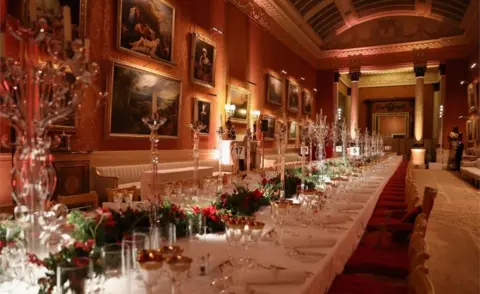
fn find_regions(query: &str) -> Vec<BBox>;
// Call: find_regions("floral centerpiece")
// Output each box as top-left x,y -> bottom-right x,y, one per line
216,186 -> 269,216
38,240 -> 101,294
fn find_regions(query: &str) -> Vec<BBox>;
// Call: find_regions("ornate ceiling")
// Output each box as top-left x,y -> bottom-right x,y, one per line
233,0 -> 479,68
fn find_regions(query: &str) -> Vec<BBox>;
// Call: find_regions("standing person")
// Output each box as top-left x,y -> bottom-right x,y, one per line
448,126 -> 460,170
455,133 -> 464,171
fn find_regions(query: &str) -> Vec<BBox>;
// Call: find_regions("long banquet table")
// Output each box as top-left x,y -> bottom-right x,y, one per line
106,156 -> 403,294
1,156 -> 402,293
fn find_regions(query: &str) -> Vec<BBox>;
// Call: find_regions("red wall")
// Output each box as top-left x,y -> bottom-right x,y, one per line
68,0 -> 317,151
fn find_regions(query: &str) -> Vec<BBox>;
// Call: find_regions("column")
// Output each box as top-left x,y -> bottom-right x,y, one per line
439,64 -> 446,146
414,66 -> 426,143
346,87 -> 351,127
432,82 -> 441,143
333,72 -> 339,121
349,71 -> 361,139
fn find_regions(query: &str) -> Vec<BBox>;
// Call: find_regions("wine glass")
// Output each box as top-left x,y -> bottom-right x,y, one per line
121,233 -> 148,283
167,255 -> 193,294
137,249 -> 165,294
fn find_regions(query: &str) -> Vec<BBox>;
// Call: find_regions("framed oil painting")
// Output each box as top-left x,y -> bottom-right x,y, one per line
287,80 -> 300,113
10,0 -> 87,39
193,97 -> 211,135
106,61 -> 181,138
117,0 -> 175,63
263,115 -> 276,140
190,33 -> 216,88
303,91 -> 313,115
227,84 -> 251,124
468,82 -> 478,114
266,74 -> 282,106
288,121 -> 297,141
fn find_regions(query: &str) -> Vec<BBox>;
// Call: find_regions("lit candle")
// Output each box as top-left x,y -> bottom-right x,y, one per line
84,38 -> 90,62
0,32 -> 4,58
63,6 -> 72,41
29,0 -> 37,22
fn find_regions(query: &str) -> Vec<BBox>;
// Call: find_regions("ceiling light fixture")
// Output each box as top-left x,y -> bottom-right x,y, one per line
281,70 -> 287,75
300,77 -> 305,81
313,88 -> 318,92
471,63 -> 477,69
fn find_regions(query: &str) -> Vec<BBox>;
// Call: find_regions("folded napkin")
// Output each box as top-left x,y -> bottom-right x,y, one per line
335,203 -> 363,211
283,236 -> 336,248
244,269 -> 308,285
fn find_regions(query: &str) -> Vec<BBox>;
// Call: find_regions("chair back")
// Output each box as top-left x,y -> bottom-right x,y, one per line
409,265 -> 435,294
58,191 -> 99,211
422,187 -> 437,218
407,184 -> 420,210
408,232 -> 429,270
413,213 -> 428,236
106,186 -> 140,202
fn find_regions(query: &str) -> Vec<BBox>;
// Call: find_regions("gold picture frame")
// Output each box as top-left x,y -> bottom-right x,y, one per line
193,97 -> 211,136
263,115 -> 276,141
266,74 -> 283,106
117,0 -> 176,65
105,59 -> 182,139
288,121 -> 297,141
227,84 -> 251,124
287,80 -> 300,113
190,33 -> 216,88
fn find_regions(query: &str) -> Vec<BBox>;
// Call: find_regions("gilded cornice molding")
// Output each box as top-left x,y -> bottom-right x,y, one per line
228,0 -> 271,30
317,35 -> 469,59
358,71 -> 439,88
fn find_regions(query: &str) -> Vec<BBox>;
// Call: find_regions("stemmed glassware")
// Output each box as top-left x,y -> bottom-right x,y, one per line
164,182 -> 174,202
166,255 -> 193,294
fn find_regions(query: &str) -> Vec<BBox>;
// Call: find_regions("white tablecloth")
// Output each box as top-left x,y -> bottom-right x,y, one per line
140,166 -> 213,199
0,157 -> 402,294
105,156 -> 403,294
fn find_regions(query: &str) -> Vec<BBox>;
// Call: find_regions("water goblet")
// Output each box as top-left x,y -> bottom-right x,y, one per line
122,232 -> 148,282
166,255 -> 193,294
137,249 -> 165,294
56,257 -> 93,294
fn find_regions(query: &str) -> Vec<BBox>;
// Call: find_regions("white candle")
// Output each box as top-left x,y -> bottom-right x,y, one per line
84,38 -> 90,62
63,6 -> 72,41
0,33 -> 4,58
29,0 -> 37,21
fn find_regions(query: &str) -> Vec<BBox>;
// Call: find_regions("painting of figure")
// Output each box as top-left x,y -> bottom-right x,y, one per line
191,33 -> 216,88
107,62 -> 181,138
118,0 -> 175,63
468,82 -> 478,114
303,91 -> 312,115
263,115 -> 276,140
287,80 -> 299,113
227,85 -> 251,124
266,74 -> 282,106
193,98 -> 211,135
289,121 -> 297,141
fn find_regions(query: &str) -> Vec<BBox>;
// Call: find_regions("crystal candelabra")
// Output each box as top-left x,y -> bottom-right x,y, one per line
275,114 -> 288,199
215,124 -> 229,193
0,15 -> 105,258
300,120 -> 310,192
363,128 -> 370,158
340,119 -> 348,162
189,121 -> 206,200
331,118 -> 339,158
313,110 -> 328,170
142,113 -> 167,226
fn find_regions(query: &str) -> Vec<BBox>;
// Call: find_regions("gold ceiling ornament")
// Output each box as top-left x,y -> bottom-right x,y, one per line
228,0 -> 271,31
